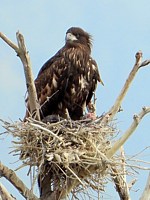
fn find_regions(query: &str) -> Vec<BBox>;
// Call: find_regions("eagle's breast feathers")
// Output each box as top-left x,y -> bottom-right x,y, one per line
25,27 -> 103,121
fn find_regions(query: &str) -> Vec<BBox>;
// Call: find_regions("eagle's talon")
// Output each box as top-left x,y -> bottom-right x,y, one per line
83,112 -> 97,120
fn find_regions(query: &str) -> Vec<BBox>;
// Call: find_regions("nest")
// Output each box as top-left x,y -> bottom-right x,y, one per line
2,116 -> 120,198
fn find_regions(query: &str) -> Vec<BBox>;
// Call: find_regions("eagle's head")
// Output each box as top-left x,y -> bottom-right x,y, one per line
65,27 -> 92,53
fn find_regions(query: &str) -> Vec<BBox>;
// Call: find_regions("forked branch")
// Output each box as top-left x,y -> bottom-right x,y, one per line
106,107 -> 150,158
102,51 -> 150,124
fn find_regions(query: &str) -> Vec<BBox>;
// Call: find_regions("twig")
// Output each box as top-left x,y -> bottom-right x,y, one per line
126,146 -> 150,161
128,179 -> 137,190
106,107 -> 150,158
66,167 -> 85,186
29,122 -> 63,142
126,165 -> 150,171
0,162 -> 39,200
0,32 -> 19,52
112,162 -> 150,171
139,59 -> 150,68
127,159 -> 150,165
0,183 -> 15,200
101,51 -> 150,124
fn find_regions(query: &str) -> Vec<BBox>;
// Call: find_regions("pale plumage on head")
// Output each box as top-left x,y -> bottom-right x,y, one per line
65,27 -> 92,51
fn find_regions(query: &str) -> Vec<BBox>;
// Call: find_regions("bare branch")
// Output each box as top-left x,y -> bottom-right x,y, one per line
139,59 -> 150,68
111,167 -> 131,200
106,107 -> 150,158
0,183 -> 15,200
128,179 -> 137,190
0,32 -> 19,52
0,31 -> 40,120
16,32 -> 40,120
111,147 -> 131,200
0,162 -> 39,200
120,146 -> 130,197
29,122 -> 63,142
101,51 -> 150,124
140,172 -> 150,200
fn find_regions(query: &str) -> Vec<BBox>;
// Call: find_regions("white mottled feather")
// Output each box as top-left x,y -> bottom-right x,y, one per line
79,75 -> 88,89
71,87 -> 76,95
52,77 -> 57,88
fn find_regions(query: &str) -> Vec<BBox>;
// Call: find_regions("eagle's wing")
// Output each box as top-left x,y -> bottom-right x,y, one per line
91,59 -> 104,86
37,48 -> 63,76
31,48 -> 71,118
86,58 -> 104,106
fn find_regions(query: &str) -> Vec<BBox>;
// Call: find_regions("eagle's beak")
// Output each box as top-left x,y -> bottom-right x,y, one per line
65,33 -> 77,42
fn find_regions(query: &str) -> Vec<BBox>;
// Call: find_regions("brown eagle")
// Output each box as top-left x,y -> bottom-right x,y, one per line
25,27 -> 103,121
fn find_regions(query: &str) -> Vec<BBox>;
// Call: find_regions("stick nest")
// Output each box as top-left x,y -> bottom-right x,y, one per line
2,116 -> 117,196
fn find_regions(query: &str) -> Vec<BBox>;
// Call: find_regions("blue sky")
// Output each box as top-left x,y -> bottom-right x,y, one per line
0,1 -> 150,199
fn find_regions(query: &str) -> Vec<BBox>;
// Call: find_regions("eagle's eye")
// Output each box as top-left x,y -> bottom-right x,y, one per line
76,33 -> 80,39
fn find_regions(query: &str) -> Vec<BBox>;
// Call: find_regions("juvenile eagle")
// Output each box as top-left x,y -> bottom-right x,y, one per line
25,27 -> 103,120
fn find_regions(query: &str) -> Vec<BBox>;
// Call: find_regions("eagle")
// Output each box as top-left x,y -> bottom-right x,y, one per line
25,27 -> 103,121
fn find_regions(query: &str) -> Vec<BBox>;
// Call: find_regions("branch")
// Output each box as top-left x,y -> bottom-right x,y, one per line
16,32 -> 40,120
0,183 -> 15,200
29,123 -> 63,142
111,168 -> 131,200
0,162 -> 39,200
101,51 -> 150,124
128,179 -> 137,190
111,147 -> 131,200
139,59 -> 150,68
0,32 -> 19,52
106,107 -> 150,158
140,172 -> 150,200
0,31 -> 40,120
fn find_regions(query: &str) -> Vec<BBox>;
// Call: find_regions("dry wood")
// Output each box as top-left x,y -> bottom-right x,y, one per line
0,162 -> 39,200
111,147 -> 131,200
106,107 -> 150,158
111,168 -> 131,200
101,51 -> 149,124
0,31 -> 40,120
0,183 -> 15,200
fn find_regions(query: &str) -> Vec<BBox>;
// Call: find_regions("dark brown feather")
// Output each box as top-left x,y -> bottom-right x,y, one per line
25,27 -> 103,120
